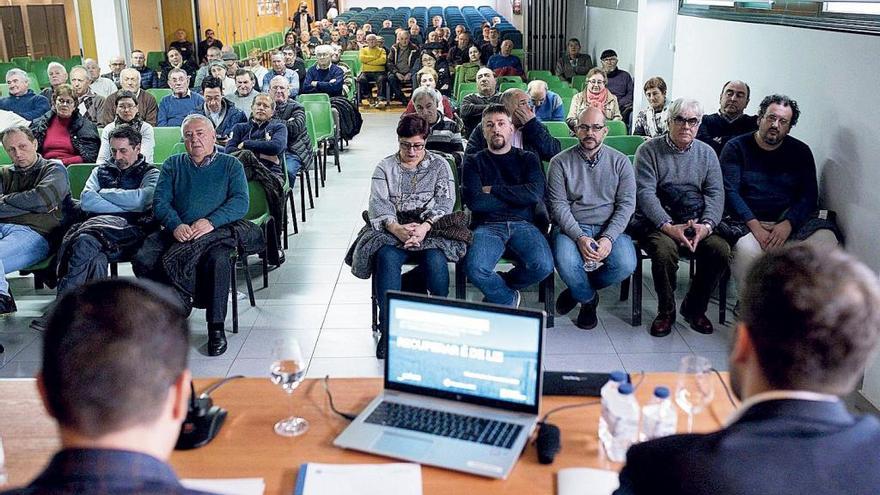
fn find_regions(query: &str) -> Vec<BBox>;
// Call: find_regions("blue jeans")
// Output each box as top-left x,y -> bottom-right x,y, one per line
0,223 -> 50,295
374,245 -> 450,313
465,221 -> 554,306
284,154 -> 303,187
553,225 -> 637,304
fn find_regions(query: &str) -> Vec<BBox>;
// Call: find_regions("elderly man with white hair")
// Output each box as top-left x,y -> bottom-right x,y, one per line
409,86 -> 464,157
82,59 -> 119,97
0,69 -> 50,121
302,44 -> 345,97
40,62 -> 69,102
68,66 -> 105,125
99,68 -> 159,126
101,55 -> 127,88
527,79 -> 564,122
631,98 -> 729,338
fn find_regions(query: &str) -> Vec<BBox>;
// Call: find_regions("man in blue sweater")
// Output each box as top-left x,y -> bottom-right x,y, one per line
133,114 -> 249,356
225,93 -> 288,177
301,44 -> 345,97
0,69 -> 51,121
463,104 -> 554,307
157,68 -> 204,127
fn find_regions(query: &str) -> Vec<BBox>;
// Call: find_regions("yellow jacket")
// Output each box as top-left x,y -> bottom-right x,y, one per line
359,47 -> 387,73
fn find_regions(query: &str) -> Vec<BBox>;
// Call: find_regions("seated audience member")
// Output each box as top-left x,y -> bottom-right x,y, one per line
4,279 -> 214,495
282,46 -> 307,88
697,80 -> 758,156
480,28 -> 501,64
302,44 -> 345,97
1,69 -> 51,121
170,29 -> 197,65
568,68 -> 622,129
134,114 -> 249,356
357,34 -> 387,107
467,88 -> 561,162
299,32 -> 315,57
487,40 -> 524,77
199,28 -> 224,63
196,76 -> 246,145
527,80 -> 565,122
458,46 -> 484,85
447,32 -> 475,69
460,67 -> 501,137
228,69 -> 259,117
30,84 -> 100,165
97,91 -> 155,163
41,62 -> 69,102
130,49 -> 157,89
386,31 -> 418,106
463,104 -> 553,307
409,86 -> 464,156
100,68 -> 159,126
68,66 -> 105,125
614,243 -> 880,495
225,94 -> 287,176
431,15 -> 443,30
381,19 -> 393,30
245,48 -> 269,91
329,46 -> 356,99
157,69 -> 204,127
405,68 -> 454,118
480,23 -> 491,44
100,56 -> 125,89
352,29 -> 367,50
222,51 -> 240,76
600,50 -> 634,116
207,61 -> 236,96
0,126 -> 69,314
632,76 -> 669,138
270,76 -> 313,187
548,107 -> 636,329
555,38 -> 593,82
359,114 -> 460,358
632,98 -> 728,337
0,109 -> 29,132
83,59 -> 119,98
721,94 -> 839,298
263,52 -> 300,98
411,50 -> 452,97
409,24 -> 423,47
158,48 -> 197,89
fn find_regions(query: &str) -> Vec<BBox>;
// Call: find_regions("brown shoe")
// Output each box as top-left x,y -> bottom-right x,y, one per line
680,300 -> 715,334
650,311 -> 676,337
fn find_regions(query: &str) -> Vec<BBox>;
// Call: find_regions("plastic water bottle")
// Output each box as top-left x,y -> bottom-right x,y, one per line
602,382 -> 640,462
582,241 -> 603,272
640,386 -> 678,441
598,371 -> 627,447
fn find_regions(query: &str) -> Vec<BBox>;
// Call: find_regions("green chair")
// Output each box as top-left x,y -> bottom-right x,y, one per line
19,255 -> 55,289
302,100 -> 339,180
627,155 -> 635,164
244,180 -> 273,290
152,127 -> 183,163
146,88 -> 172,102
0,63 -> 15,78
528,70 -> 553,82
11,57 -> 31,71
66,164 -> 96,200
558,137 -> 579,150
0,146 -> 11,165
553,87 -> 577,98
146,51 -> 165,72
497,75 -> 522,84
562,96 -> 573,116
457,82 -> 477,101
0,84 -> 8,98
30,61 -> 50,89
27,73 -> 41,93
606,120 -> 628,137
604,135 -> 645,155
297,93 -> 330,103
543,121 -> 571,138
499,82 -> 527,92
170,142 -> 187,157
571,75 -> 587,91
304,112 -> 323,197
279,158 -> 299,244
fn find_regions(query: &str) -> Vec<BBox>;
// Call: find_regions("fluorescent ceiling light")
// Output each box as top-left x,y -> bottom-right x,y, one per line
824,2 -> 880,15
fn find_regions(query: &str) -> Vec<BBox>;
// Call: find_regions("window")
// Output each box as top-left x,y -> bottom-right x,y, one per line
682,0 -> 735,6
680,0 -> 880,35
824,2 -> 880,15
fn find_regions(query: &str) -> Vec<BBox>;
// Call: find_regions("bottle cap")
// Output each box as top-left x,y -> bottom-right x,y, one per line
609,371 -> 626,383
618,383 -> 634,395
653,386 -> 670,399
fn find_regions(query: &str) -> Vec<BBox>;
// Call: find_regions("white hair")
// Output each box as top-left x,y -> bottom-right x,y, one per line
181,113 -> 215,135
5,68 -> 28,81
47,62 -> 67,74
527,80 -> 547,93
315,44 -> 333,56
666,98 -> 703,126
411,86 -> 440,106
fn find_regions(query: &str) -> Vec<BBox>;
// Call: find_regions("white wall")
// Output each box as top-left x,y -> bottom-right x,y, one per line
632,0 -> 677,112
91,0 -> 128,71
585,7 -> 638,74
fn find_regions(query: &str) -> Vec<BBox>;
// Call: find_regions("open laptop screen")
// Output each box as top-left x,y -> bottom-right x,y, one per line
384,292 -> 543,414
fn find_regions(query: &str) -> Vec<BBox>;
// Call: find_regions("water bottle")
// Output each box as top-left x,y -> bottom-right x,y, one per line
598,371 -> 627,447
583,241 -> 603,272
602,382 -> 640,462
640,386 -> 678,441
0,436 -> 7,486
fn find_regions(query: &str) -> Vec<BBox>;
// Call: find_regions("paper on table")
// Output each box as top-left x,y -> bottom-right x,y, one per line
181,477 -> 265,495
295,463 -> 422,495
557,467 -> 619,495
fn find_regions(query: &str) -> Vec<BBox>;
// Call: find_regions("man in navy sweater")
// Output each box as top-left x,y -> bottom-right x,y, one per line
225,93 -> 288,177
697,80 -> 758,156
462,104 -> 554,307
157,68 -> 204,127
301,44 -> 344,97
0,69 -> 51,121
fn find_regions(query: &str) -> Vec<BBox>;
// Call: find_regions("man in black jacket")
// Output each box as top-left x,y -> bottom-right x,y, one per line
269,77 -> 313,187
615,244 -> 880,495
466,88 -> 561,162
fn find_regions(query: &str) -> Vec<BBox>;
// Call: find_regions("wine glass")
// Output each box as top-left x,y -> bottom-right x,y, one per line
674,355 -> 715,432
269,339 -> 309,437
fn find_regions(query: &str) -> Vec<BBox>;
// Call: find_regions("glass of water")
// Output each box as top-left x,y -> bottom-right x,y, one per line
270,339 -> 309,437
674,355 -> 715,432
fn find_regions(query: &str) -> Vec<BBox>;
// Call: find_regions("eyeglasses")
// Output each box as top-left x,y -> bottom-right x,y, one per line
55,99 -> 76,106
673,116 -> 700,128
116,103 -> 137,110
764,114 -> 790,127
398,141 -> 426,151
110,62 -> 126,67
575,124 -> 605,132
587,79 -> 605,86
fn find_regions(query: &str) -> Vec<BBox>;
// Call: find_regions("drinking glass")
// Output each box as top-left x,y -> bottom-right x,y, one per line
269,339 -> 309,436
674,355 -> 715,432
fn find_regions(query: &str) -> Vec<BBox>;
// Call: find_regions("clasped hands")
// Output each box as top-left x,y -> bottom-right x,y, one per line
748,219 -> 791,250
578,236 -> 612,263
661,219 -> 710,252
389,221 -> 432,250
173,218 -> 214,242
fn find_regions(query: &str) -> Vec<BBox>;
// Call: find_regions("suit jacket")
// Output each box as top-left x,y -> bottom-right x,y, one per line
614,399 -> 880,495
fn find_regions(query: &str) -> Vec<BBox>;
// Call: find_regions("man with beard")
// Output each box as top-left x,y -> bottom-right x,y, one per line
547,107 -> 636,329
697,80 -> 758,156
461,104 -> 553,307
614,244 -> 880,495
459,67 -> 501,137
466,88 -> 560,162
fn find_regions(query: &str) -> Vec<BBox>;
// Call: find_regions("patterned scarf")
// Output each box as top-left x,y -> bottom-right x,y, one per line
586,88 -> 609,110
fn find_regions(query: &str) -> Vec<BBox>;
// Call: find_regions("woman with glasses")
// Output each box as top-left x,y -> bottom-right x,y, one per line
566,68 -> 622,131
29,84 -> 100,165
97,91 -> 155,163
633,76 -> 669,137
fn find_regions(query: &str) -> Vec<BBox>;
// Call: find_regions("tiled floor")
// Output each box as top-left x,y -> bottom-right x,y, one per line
0,111 -> 734,381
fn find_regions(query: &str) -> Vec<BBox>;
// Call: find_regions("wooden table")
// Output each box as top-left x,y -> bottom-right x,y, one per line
0,373 -> 736,494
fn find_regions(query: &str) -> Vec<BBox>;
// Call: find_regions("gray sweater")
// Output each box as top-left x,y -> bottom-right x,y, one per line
634,136 -> 724,229
368,151 -> 455,231
547,144 -> 635,242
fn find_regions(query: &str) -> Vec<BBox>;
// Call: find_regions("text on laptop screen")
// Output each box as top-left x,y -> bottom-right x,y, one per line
386,297 -> 541,407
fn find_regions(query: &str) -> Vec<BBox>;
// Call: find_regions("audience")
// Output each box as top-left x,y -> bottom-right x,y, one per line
225,94 -> 287,177
615,243 -> 880,495
228,69 -> 260,117
130,50 -> 158,89
462,104 -> 553,307
404,68 -> 454,118
41,62 -> 69,102
100,68 -> 159,127
30,84 -> 100,165
97,90 -> 155,164
632,98 -> 729,337
198,29 -> 224,63
460,67 -> 501,137
547,107 -> 637,329
207,61 -> 236,95
527,80 -> 565,122
457,46 -> 483,85
600,49 -> 634,117
409,86 -> 464,157
554,38 -> 593,82
358,34 -> 388,107
83,59 -> 118,97
697,80 -> 758,156
487,40 -> 523,77
196,76 -> 247,145
158,48 -> 197,88
567,68 -> 622,129
194,46 -> 223,88
1,69 -> 51,121
101,56 -> 125,89
467,88 -> 561,162
68,66 -> 104,125
157,68 -> 204,127
0,126 -> 69,314
480,27 -> 501,64
169,29 -> 197,65
411,50 -> 452,97
302,45 -> 344,97
263,52 -> 299,98
386,31 -> 418,106
632,76 -> 669,138
270,76 -> 313,187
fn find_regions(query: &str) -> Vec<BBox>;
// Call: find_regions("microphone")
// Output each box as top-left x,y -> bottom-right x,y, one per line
536,422 -> 561,464
175,376 -> 242,450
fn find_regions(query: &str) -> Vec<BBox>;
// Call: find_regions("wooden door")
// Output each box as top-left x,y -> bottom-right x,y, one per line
129,0 -> 164,54
0,6 -> 29,58
27,5 -> 70,58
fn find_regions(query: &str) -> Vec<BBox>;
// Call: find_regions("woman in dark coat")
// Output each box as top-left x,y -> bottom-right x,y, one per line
29,84 -> 100,165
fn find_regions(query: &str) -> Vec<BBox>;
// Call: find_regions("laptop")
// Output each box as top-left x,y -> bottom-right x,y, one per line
334,291 -> 545,479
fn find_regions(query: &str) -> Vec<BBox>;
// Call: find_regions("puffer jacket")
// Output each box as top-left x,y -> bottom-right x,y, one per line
29,109 -> 100,164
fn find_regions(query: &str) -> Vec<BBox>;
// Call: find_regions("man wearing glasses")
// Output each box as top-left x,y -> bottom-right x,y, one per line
631,98 -> 729,338
102,56 -> 127,89
547,107 -> 636,329
599,49 -> 633,118
527,80 -> 564,122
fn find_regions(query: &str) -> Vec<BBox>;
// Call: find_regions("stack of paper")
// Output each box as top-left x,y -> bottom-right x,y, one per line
181,477 -> 265,495
295,463 -> 422,495
557,468 -> 619,495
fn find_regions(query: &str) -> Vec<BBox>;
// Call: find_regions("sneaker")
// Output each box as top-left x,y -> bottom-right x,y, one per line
575,294 -> 599,330
0,293 -> 17,316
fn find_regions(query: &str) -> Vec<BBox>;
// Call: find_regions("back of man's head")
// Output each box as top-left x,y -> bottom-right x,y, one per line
741,244 -> 880,395
41,279 -> 190,438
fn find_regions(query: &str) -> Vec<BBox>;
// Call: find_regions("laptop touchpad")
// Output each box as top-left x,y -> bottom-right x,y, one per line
373,431 -> 434,459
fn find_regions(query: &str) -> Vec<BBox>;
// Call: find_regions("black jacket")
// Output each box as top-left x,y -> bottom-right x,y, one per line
466,117 -> 561,162
29,110 -> 100,164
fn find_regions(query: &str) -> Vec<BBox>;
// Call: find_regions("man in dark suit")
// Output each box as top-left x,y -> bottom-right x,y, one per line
614,243 -> 880,495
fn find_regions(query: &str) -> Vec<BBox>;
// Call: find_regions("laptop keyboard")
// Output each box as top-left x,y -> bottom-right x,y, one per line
364,401 -> 524,449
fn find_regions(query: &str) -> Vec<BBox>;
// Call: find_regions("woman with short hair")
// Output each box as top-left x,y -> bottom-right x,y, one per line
97,91 -> 155,163
566,68 -> 622,130
633,76 -> 669,137
29,84 -> 100,165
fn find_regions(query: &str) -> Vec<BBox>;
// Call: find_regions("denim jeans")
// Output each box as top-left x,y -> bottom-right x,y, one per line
0,223 -> 50,295
284,154 -> 303,188
374,245 -> 450,314
464,221 -> 554,306
552,225 -> 637,304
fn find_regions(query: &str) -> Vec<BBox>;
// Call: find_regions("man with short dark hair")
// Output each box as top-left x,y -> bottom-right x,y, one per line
227,69 -> 259,117
158,68 -> 204,126
282,46 -> 307,88
615,244 -> 880,495
198,29 -> 224,63
1,279 -> 214,495
555,38 -> 593,82
697,80 -> 758,156
467,88 -> 561,162
1,69 -> 51,121
130,50 -> 157,89
600,49 -> 634,115
262,53 -> 299,98
196,76 -> 246,145
447,32 -> 474,68
479,27 -> 501,64
460,67 -> 501,137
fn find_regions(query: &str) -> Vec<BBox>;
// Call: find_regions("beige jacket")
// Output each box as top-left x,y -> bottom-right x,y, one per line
566,91 -> 623,128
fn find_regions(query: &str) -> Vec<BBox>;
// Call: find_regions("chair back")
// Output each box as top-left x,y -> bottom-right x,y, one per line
302,100 -> 335,141
604,135 -> 645,155
0,146 -> 11,165
558,137 -> 579,150
246,180 -> 271,224
606,120 -> 627,137
146,88 -> 172,101
457,82 -> 477,101
297,93 -> 331,103
571,75 -> 586,92
67,163 -> 96,200
499,82 -> 526,92
543,121 -> 571,138
152,127 -> 183,163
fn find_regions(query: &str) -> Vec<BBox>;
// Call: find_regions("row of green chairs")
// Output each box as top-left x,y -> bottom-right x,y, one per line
543,120 -> 629,138
554,135 -> 644,156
